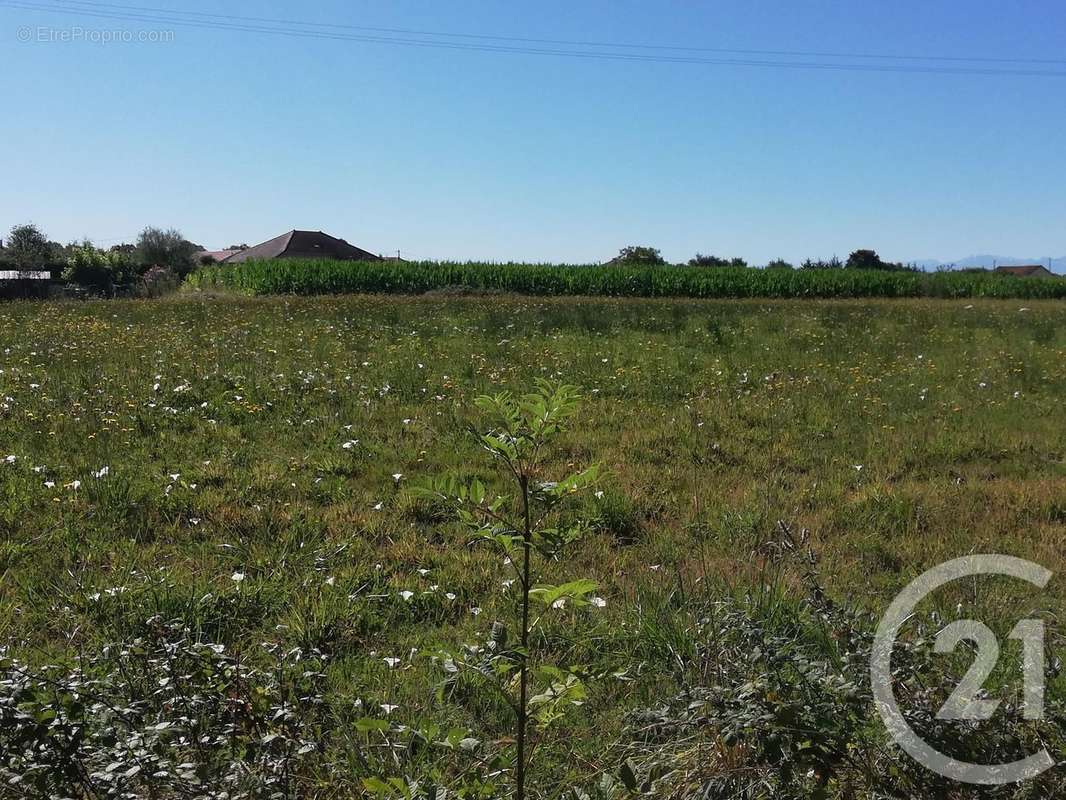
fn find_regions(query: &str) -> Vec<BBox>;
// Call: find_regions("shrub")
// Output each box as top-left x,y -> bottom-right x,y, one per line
138,265 -> 181,297
62,243 -> 137,295
688,254 -> 747,268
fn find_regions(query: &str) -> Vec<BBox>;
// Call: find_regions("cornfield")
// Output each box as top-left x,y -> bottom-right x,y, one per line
188,259 -> 1066,299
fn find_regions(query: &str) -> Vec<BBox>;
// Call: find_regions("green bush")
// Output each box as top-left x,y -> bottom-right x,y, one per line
62,244 -> 136,294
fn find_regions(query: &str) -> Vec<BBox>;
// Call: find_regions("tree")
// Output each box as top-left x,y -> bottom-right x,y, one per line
6,223 -> 52,271
135,227 -> 197,276
689,253 -> 748,268
845,249 -> 915,272
765,259 -> 794,270
845,249 -> 885,271
613,245 -> 665,266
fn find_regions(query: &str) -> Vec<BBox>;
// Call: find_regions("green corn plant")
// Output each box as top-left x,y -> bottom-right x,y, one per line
413,380 -> 600,800
189,258 -> 1066,300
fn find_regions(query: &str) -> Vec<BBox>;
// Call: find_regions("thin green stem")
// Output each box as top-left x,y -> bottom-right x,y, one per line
517,472 -> 532,800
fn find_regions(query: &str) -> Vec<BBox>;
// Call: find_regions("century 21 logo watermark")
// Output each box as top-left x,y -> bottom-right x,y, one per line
871,555 -> 1055,785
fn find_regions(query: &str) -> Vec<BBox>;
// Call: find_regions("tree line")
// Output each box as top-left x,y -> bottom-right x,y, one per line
0,223 -> 203,294
610,245 -> 919,272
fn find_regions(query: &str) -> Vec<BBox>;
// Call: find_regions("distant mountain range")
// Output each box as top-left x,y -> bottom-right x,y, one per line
909,255 -> 1064,274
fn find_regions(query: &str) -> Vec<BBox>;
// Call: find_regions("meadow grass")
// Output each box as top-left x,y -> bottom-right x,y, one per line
0,293 -> 1063,794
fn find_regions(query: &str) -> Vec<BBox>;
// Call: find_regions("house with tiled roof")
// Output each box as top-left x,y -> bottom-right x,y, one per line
220,230 -> 381,264
994,264 -> 1056,278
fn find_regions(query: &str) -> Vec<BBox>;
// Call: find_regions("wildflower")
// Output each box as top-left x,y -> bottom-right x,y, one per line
67,480 -> 81,490
381,704 -> 399,715
231,572 -> 245,583
373,501 -> 383,511
92,466 -> 109,479
471,607 -> 482,616
392,473 -> 403,482
44,481 -> 55,489
383,657 -> 400,668
341,439 -> 359,449
445,592 -> 456,601
399,590 -> 414,601
590,596 -> 607,608
324,576 -> 336,586
4,455 -> 15,464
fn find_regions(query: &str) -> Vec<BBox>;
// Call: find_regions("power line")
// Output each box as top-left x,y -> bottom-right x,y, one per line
5,0 -> 1066,77
30,0 -> 1066,67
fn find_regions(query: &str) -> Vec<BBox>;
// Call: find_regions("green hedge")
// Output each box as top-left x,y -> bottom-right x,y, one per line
188,259 -> 1066,300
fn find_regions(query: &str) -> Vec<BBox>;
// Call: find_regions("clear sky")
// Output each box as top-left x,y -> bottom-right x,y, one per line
2,0 -> 1065,264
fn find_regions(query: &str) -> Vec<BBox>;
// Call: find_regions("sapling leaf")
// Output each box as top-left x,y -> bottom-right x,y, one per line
355,718 -> 390,733
619,760 -> 639,791
528,579 -> 599,608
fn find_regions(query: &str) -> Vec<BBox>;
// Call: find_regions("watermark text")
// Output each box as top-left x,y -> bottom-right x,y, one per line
17,25 -> 175,44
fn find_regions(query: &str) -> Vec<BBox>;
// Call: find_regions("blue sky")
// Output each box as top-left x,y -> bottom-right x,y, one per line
2,1 -> 1065,264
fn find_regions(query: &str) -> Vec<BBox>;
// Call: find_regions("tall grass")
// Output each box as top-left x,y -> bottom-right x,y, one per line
188,258 -> 1066,299
1,295 -> 1064,797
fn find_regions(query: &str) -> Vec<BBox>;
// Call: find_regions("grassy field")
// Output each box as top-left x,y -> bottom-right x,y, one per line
188,258 -> 1066,300
1,294 -> 1064,797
